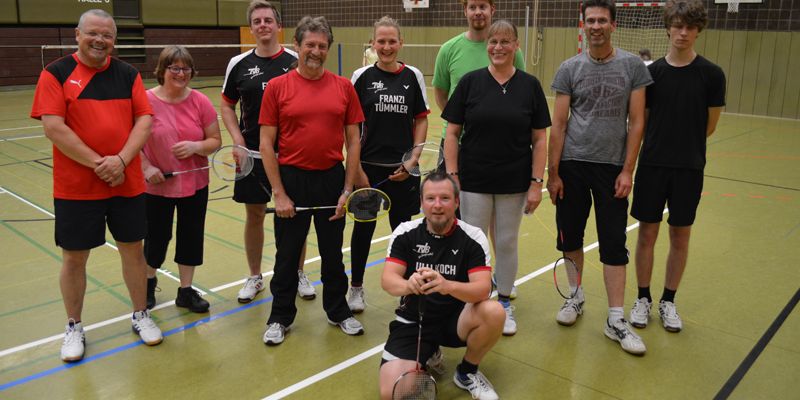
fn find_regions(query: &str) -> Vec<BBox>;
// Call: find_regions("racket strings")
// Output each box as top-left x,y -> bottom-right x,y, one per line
212,146 -> 255,182
346,189 -> 391,221
392,371 -> 437,400
401,143 -> 442,177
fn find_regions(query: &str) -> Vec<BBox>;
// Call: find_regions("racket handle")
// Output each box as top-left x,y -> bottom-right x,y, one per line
264,207 -> 276,214
163,172 -> 174,179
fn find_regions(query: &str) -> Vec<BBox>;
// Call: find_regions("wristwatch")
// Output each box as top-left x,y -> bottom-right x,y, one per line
531,177 -> 544,183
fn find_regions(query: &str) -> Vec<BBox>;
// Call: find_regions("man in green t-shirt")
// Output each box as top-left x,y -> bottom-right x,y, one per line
432,0 -> 525,133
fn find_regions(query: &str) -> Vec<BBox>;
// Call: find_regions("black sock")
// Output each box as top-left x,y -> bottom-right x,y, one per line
661,288 -> 676,303
457,358 -> 478,377
637,286 -> 652,302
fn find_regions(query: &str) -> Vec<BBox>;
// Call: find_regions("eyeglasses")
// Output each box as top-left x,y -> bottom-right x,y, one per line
81,31 -> 114,41
488,39 -> 515,48
167,66 -> 193,74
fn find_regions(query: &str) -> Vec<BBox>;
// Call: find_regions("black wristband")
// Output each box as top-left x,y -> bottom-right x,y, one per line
531,177 -> 544,183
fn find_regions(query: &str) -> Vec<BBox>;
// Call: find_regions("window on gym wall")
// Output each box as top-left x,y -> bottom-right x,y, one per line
114,0 -> 141,19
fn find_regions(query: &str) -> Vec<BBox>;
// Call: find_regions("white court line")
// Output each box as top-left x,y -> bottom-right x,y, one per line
0,126 -> 40,133
259,208 -> 668,399
0,183 -> 393,358
262,344 -> 386,400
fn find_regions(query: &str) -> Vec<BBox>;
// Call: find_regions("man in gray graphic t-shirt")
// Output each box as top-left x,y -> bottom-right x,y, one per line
546,0 -> 652,356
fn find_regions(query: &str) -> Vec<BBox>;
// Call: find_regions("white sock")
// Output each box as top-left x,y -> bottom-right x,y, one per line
608,307 -> 624,323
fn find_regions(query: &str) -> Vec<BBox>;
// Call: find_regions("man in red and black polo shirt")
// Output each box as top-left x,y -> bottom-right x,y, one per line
258,16 -> 365,345
30,9 -> 163,363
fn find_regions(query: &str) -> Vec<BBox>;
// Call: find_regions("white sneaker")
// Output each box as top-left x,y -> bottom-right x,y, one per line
61,319 -> 85,362
629,297 -> 652,328
425,348 -> 446,375
453,370 -> 499,400
347,286 -> 366,313
297,270 -> 316,300
131,310 -> 163,346
263,322 -> 289,345
659,300 -> 683,332
238,275 -> 265,303
502,304 -> 517,336
556,294 -> 584,326
510,285 -> 518,300
328,316 -> 364,336
604,318 -> 646,355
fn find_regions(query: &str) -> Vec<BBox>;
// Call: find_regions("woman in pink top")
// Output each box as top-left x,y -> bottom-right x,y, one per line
141,46 -> 221,313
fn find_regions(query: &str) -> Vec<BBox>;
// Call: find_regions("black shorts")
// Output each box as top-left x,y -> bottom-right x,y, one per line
631,165 -> 703,227
233,161 -> 272,204
381,308 -> 467,367
54,194 -> 147,250
362,163 -> 420,217
557,161 -> 629,266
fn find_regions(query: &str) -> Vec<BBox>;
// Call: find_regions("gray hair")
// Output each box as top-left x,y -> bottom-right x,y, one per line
77,9 -> 117,35
294,16 -> 333,46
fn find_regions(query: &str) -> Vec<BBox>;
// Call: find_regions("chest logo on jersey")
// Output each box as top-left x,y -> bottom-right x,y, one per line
245,66 -> 264,80
451,249 -> 459,255
282,67 -> 289,72
415,242 -> 432,258
369,80 -> 387,93
403,85 -> 410,90
69,79 -> 83,88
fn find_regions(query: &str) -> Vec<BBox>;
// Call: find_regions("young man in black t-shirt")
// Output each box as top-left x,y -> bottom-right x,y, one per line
220,1 -> 315,304
629,0 -> 726,333
378,172 -> 504,400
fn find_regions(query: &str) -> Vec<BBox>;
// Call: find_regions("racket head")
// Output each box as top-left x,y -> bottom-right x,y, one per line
553,256 -> 581,299
345,188 -> 391,222
401,142 -> 442,177
391,370 -> 437,400
211,145 -> 254,182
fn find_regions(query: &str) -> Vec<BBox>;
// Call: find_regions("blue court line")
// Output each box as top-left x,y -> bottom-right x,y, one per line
0,258 -> 386,392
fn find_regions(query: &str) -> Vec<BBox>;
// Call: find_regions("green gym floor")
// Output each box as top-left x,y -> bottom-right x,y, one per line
0,77 -> 798,399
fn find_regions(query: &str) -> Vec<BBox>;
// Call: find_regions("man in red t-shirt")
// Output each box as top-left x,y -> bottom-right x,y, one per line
258,16 -> 366,345
30,9 -> 163,363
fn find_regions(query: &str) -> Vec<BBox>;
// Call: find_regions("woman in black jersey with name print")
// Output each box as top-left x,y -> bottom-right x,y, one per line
348,16 -> 430,313
442,19 -> 551,337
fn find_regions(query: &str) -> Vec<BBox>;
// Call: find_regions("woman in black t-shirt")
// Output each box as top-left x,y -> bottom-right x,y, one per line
442,20 -> 551,336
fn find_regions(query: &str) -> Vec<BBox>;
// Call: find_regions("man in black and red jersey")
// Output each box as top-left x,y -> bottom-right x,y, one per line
30,9 -> 163,363
378,171 -> 505,400
258,16 -> 365,345
220,0 -> 317,304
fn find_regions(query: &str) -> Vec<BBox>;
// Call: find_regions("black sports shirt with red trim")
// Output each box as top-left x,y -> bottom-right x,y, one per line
386,218 -> 491,322
221,47 -> 297,151
351,63 -> 430,165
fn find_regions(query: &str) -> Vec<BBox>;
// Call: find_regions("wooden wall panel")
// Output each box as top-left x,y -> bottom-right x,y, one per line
783,33 -> 800,119
767,33 -> 791,118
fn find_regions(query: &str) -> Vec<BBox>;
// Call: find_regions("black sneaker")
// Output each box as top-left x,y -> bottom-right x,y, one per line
175,287 -> 210,313
146,277 -> 158,310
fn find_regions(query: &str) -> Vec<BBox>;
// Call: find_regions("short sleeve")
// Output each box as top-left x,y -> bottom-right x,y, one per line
631,57 -> 653,90
530,77 -> 552,130
258,80 -> 279,127
196,92 -> 219,127
432,42 -> 451,92
440,73 -> 469,125
221,59 -> 240,104
551,62 -> 573,96
409,66 -> 430,118
344,80 -> 365,125
708,65 -> 726,107
387,228 -> 411,263
131,74 -> 153,117
30,70 -> 65,119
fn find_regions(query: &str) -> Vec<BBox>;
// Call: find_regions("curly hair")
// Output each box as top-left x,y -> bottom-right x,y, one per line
663,0 -> 708,32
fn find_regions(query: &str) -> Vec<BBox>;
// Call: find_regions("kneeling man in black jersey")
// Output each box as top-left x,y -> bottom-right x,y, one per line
379,171 -> 504,400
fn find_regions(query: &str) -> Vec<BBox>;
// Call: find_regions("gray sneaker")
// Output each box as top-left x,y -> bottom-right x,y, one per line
502,304 -> 517,336
629,298 -> 652,328
658,300 -> 683,332
328,316 -> 364,336
556,296 -> 584,326
347,286 -> 366,313
263,322 -> 289,345
297,270 -> 316,300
